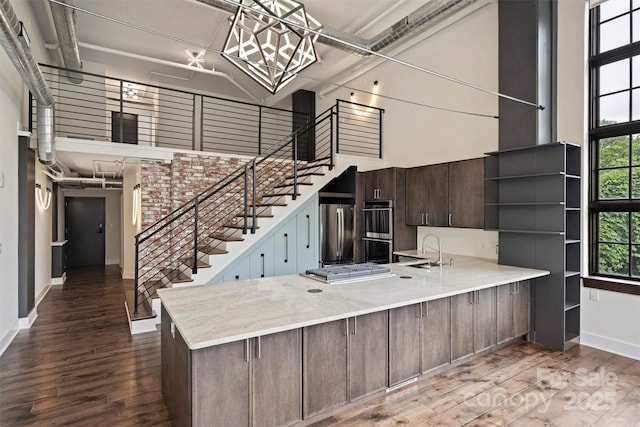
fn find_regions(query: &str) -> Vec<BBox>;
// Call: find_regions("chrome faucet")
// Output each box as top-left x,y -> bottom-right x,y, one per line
421,233 -> 442,266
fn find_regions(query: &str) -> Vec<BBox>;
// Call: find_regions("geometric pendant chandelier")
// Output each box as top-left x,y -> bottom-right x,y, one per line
221,0 -> 323,94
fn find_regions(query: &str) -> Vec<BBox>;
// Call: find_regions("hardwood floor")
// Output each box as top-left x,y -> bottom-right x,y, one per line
1,267 -> 639,426
0,266 -> 171,426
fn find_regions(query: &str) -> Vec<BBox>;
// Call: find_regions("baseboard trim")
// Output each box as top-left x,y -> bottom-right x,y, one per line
52,273 -> 66,285
580,332 -> 640,361
35,282 -> 52,306
0,320 -> 20,356
18,308 -> 38,329
122,268 -> 135,280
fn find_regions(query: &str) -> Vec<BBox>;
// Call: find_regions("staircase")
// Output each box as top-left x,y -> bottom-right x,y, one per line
126,109 -> 340,333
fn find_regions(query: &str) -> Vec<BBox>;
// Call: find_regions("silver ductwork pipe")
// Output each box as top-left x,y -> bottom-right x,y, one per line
209,0 -> 473,56
0,0 -> 58,166
49,0 -> 83,83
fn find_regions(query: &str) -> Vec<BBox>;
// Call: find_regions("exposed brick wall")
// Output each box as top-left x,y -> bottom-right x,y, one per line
137,152 -> 296,287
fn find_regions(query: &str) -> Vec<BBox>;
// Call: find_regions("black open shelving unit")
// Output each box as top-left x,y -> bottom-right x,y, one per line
485,142 -> 581,351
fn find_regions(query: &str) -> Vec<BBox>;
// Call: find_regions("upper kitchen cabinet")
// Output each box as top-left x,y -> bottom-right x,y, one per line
449,158 -> 484,228
364,168 -> 395,201
406,164 -> 448,226
406,158 -> 484,229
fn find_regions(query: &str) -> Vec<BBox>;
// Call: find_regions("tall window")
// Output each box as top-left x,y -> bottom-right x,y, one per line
590,0 -> 640,279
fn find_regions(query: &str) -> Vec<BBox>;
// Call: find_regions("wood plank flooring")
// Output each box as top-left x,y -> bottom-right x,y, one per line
1,266 -> 639,426
0,266 -> 171,426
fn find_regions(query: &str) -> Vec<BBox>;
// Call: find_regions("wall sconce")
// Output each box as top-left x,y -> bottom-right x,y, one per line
350,80 -> 379,116
132,184 -> 140,225
36,183 -> 52,210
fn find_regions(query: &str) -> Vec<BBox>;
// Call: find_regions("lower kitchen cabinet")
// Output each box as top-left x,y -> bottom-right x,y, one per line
296,203 -> 318,270
348,311 -> 389,401
389,304 -> 422,386
451,288 -> 497,361
497,281 -> 531,344
303,320 -> 348,418
274,219 -> 297,276
223,256 -> 252,282
162,305 -> 301,427
252,329 -> 302,427
250,238 -> 275,279
192,340 -> 250,427
421,298 -> 451,372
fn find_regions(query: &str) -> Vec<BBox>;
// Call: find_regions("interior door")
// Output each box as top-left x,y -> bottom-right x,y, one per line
65,197 -> 105,267
111,112 -> 138,144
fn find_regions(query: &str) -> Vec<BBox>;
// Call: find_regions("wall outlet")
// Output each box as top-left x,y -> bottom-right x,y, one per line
589,288 -> 599,301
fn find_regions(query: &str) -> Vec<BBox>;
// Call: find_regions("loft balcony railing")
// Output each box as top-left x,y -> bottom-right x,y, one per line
30,65 -> 385,160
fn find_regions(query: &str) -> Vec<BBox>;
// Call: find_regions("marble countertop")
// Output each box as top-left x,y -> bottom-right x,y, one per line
158,257 -> 549,350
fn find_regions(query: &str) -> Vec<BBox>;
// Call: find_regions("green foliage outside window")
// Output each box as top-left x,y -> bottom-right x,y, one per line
597,134 -> 640,276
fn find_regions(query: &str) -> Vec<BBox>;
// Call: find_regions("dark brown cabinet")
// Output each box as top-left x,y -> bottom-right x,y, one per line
406,164 -> 448,226
303,320 -> 348,418
364,168 -> 394,200
162,305 -> 301,427
497,281 -> 531,344
448,158 -> 484,229
451,287 -> 497,362
405,158 -> 484,228
421,299 -> 451,372
348,311 -> 389,401
389,304 -> 422,386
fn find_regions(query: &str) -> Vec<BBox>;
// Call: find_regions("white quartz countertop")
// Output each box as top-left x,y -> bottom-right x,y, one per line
158,257 -> 549,350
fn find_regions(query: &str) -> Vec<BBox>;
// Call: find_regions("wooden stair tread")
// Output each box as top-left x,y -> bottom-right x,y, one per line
161,269 -> 192,283
256,202 -> 287,207
263,192 -> 301,198
297,162 -> 330,172
224,224 -> 260,230
198,245 -> 228,255
179,258 -> 212,269
124,283 -> 156,321
210,233 -> 244,242
235,214 -> 274,218
274,182 -> 313,189
285,171 -> 324,179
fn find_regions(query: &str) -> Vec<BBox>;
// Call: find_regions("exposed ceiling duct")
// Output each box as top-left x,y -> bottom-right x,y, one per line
0,0 -> 60,168
203,0 -> 474,56
49,0 -> 83,83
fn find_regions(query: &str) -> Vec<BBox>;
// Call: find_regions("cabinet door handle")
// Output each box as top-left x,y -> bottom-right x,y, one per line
353,316 -> 357,335
245,339 -> 249,362
284,233 -> 288,263
425,213 -> 429,225
475,290 -> 480,304
516,282 -> 520,294
256,336 -> 261,359
306,214 -> 310,249
343,318 -> 348,336
424,301 -> 429,318
417,303 -> 423,318
260,253 -> 265,278
448,213 -> 453,226
469,292 -> 474,305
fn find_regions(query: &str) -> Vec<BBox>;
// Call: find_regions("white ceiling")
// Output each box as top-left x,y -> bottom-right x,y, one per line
28,0 -> 437,106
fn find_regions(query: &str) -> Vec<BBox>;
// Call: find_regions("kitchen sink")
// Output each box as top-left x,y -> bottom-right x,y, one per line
408,261 -> 442,268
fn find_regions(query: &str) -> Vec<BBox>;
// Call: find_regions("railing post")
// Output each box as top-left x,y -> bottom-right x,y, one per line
134,235 -> 140,315
193,198 -> 199,275
258,106 -> 262,155
252,159 -> 257,234
292,133 -> 298,201
200,96 -> 204,152
329,108 -> 334,170
335,102 -> 340,155
243,163 -> 249,234
379,108 -> 383,159
192,94 -> 197,151
119,80 -> 124,143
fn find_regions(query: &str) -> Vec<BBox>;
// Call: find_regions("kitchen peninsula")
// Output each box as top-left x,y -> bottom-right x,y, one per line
158,256 -> 549,427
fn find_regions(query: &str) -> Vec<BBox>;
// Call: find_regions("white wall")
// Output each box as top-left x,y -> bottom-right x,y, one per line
318,2 -> 499,167
0,0 -> 54,354
34,161 -> 52,306
555,0 -> 640,360
62,189 -> 122,265
121,164 -> 140,279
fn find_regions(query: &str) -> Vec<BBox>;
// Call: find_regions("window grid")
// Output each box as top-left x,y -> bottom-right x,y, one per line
590,1 -> 640,280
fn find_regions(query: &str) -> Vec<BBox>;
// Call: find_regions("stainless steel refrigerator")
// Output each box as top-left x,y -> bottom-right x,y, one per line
319,203 -> 354,265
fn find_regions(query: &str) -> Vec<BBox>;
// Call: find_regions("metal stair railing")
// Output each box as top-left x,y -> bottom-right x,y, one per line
133,106 -> 336,314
